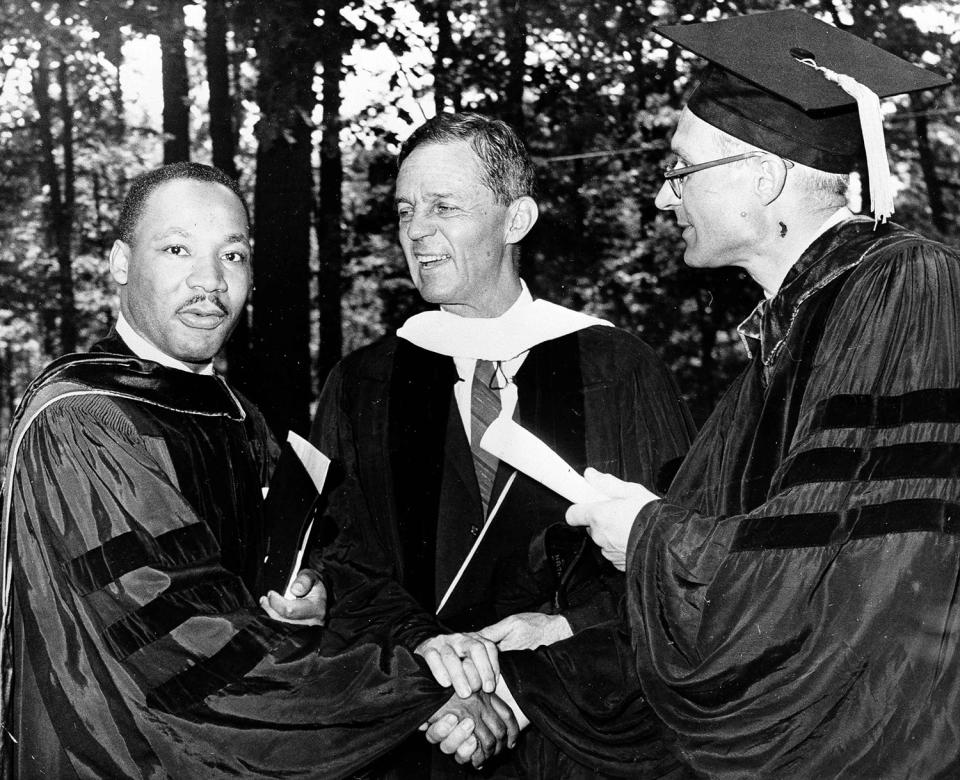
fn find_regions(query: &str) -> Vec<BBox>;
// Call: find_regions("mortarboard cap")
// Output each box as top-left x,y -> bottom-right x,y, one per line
656,10 -> 951,220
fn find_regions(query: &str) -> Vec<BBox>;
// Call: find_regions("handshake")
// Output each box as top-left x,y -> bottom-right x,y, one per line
260,572 -> 572,769
413,610 -> 571,768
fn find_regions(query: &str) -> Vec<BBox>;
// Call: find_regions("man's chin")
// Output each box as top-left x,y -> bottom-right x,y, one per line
169,337 -> 228,368
415,283 -> 454,306
681,246 -> 707,269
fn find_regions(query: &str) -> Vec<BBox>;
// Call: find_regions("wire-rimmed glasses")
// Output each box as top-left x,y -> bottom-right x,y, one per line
663,151 -> 794,198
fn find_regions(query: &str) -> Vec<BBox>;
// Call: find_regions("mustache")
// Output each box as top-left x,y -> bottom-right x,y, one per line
176,292 -> 230,316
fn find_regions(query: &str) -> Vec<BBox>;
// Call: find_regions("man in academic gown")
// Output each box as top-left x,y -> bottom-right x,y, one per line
452,11 -> 960,778
300,113 -> 695,776
1,162 -> 513,778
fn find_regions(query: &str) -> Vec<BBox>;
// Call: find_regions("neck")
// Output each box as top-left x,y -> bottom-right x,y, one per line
439,278 -> 523,319
116,311 -> 214,375
748,204 -> 851,298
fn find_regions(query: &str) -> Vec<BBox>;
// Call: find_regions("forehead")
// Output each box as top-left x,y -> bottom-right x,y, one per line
671,109 -> 723,158
136,179 -> 248,237
396,140 -> 488,197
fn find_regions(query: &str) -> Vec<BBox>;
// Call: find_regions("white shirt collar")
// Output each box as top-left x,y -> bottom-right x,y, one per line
812,206 -> 854,242
397,279 -> 610,361
116,312 -> 215,375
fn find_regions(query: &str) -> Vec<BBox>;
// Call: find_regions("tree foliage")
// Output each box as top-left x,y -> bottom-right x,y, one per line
0,0 -> 957,449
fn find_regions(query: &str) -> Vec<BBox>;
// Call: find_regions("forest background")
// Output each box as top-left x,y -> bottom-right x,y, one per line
0,0 -> 957,451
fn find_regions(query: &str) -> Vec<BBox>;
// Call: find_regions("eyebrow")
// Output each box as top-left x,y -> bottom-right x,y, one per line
147,228 -> 249,244
148,227 -> 191,242
394,191 -> 458,206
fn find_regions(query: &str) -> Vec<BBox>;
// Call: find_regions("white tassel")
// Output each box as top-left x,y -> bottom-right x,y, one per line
796,58 -> 894,225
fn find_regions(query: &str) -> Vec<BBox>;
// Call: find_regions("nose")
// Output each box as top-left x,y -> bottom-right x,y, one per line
654,179 -> 680,211
404,210 -> 436,241
186,252 -> 227,293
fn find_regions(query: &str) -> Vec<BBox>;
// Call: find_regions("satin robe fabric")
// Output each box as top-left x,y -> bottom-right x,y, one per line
3,337 -> 449,779
310,325 -> 695,777
502,219 -> 960,778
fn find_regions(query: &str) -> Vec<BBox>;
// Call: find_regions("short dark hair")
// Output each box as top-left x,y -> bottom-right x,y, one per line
117,162 -> 248,243
397,112 -> 535,204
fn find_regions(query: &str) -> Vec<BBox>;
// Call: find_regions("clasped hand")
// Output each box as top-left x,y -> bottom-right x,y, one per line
259,568 -> 327,625
415,631 -> 499,697
421,690 -> 519,768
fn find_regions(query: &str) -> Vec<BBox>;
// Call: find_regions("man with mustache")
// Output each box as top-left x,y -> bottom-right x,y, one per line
1,162 -> 512,778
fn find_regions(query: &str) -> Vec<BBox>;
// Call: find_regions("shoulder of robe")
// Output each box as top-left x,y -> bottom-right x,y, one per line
574,324 -> 669,380
336,332 -> 400,384
838,228 -> 960,303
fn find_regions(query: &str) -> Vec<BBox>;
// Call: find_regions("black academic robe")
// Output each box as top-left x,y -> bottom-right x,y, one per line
311,325 -> 694,777
502,219 -> 960,778
2,336 -> 448,779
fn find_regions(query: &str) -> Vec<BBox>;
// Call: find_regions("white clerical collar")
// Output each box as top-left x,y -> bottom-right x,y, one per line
813,206 -> 854,242
116,312 -> 215,375
397,279 -> 612,361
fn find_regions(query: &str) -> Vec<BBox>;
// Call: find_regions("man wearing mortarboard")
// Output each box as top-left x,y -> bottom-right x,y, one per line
428,9 -> 960,777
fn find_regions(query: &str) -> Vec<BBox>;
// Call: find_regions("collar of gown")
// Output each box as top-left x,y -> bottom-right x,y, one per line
737,215 -> 888,364
397,281 -> 612,361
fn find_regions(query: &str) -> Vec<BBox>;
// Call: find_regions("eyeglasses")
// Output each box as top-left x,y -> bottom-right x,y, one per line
662,151 -> 794,198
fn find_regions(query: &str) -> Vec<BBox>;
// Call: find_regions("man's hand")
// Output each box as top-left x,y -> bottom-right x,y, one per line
415,632 -> 499,697
565,468 -> 657,571
258,568 -> 327,625
479,612 -> 572,651
421,690 -> 519,768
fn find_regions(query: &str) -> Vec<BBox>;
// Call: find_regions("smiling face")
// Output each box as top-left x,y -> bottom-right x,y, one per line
109,178 -> 251,369
654,108 -> 759,271
395,140 -> 523,319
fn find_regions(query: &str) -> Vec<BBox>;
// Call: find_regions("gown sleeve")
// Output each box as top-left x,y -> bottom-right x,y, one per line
9,394 -> 448,779
496,331 -> 694,777
308,360 -> 446,650
561,329 -> 696,633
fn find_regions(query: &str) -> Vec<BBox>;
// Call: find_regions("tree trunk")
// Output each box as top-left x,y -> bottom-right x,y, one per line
159,0 -> 190,163
911,93 -> 947,234
57,59 -> 77,352
249,1 -> 316,436
432,0 -> 457,114
206,0 -> 250,382
32,50 -> 76,354
205,0 -> 238,178
316,0 -> 346,389
499,0 -> 526,131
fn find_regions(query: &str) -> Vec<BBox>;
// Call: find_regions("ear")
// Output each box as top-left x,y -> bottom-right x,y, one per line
109,240 -> 131,285
756,155 -> 789,206
503,196 -> 539,245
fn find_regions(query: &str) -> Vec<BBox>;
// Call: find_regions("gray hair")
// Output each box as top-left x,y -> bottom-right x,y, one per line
711,126 -> 849,208
398,112 -> 535,204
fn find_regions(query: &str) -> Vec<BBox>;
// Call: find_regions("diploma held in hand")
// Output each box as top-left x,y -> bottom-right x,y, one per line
479,417 -> 608,503
260,431 -> 331,598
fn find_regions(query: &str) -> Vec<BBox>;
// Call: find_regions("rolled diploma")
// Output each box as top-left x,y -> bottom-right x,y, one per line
480,416 -> 608,504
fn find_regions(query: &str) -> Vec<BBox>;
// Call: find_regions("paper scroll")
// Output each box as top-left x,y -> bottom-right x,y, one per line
479,417 -> 608,504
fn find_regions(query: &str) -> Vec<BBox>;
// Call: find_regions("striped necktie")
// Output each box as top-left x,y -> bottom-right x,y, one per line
471,359 -> 502,514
